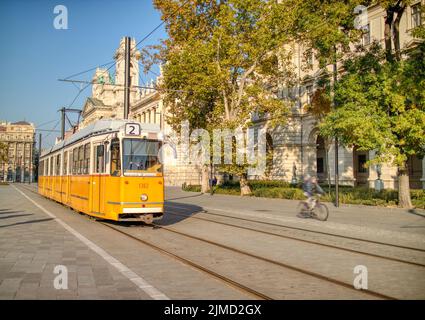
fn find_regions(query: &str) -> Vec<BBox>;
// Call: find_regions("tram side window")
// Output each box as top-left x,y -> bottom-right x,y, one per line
94,145 -> 105,173
39,160 -> 44,176
110,138 -> 121,176
63,151 -> 68,175
72,148 -> 79,174
83,143 -> 90,174
56,154 -> 61,176
78,146 -> 84,174
50,157 -> 54,176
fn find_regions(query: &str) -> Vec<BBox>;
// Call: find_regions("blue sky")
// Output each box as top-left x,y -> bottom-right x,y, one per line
0,0 -> 167,148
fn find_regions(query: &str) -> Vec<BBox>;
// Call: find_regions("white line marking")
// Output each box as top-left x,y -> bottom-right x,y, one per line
12,185 -> 169,300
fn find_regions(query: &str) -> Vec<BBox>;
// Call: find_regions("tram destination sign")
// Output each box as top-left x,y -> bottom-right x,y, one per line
125,123 -> 141,136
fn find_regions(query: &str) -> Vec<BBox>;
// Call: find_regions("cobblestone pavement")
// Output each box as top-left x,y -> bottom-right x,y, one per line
0,184 -> 251,300
1,184 -> 424,300
165,187 -> 425,248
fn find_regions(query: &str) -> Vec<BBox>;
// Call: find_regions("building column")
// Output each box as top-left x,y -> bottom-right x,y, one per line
22,143 -> 26,183
14,142 -> 18,182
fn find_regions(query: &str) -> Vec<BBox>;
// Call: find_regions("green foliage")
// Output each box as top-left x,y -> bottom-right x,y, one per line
291,0 -> 364,67
181,181 -> 425,208
320,41 -> 425,167
148,0 -> 309,189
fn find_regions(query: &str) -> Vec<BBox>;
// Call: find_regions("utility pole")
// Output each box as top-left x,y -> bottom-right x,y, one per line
124,36 -> 131,119
58,108 -> 82,141
38,133 -> 42,185
332,47 -> 339,207
60,107 -> 66,140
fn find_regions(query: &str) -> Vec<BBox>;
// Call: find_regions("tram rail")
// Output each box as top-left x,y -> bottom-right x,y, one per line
163,209 -> 425,268
17,184 -> 408,300
165,203 -> 425,253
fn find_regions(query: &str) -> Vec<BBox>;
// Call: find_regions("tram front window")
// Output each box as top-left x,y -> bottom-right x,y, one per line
123,139 -> 162,176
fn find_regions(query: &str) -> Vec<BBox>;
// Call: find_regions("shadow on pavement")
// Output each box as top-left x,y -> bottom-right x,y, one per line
165,193 -> 203,201
0,210 -> 24,215
101,202 -> 205,228
0,213 -> 33,220
0,217 -> 54,228
407,209 -> 425,218
159,202 -> 205,226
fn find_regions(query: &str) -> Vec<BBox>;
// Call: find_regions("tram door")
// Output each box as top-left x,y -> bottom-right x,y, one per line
92,145 -> 105,214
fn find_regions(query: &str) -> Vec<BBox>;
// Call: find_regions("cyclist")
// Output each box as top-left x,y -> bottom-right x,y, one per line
300,175 -> 325,216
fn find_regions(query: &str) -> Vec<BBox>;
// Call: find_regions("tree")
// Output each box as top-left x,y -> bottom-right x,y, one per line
149,0 -> 295,195
320,39 -> 425,208
377,0 -> 413,61
290,0 -> 363,197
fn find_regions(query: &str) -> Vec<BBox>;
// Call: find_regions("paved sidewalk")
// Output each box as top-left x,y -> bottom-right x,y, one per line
0,184 -> 251,300
0,185 -> 155,299
165,187 -> 425,248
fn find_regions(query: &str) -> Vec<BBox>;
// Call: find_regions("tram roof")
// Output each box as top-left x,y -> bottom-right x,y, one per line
42,119 -> 161,156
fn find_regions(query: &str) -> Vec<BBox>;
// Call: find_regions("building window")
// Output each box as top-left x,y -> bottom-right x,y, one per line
412,3 -> 422,28
357,154 -> 367,173
317,157 -> 324,174
306,85 -> 313,105
362,23 -> 371,46
306,50 -> 314,66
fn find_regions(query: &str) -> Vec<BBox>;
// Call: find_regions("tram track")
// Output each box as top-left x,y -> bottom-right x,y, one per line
148,221 -> 397,300
163,209 -> 425,268
15,184 -> 271,300
165,203 -> 425,253
16,185 -> 401,299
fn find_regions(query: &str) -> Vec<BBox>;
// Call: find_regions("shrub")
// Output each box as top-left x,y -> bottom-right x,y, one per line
182,184 -> 201,192
181,180 -> 425,209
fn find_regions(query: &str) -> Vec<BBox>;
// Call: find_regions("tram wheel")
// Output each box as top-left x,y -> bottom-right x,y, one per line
144,214 -> 154,225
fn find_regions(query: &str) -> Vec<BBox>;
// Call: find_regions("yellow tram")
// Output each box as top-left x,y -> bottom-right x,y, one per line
38,119 -> 164,224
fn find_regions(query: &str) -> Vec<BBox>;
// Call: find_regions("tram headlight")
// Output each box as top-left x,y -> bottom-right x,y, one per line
140,194 -> 148,201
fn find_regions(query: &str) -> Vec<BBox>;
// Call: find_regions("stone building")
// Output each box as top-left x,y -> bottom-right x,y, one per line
129,80 -> 203,186
250,1 -> 425,190
80,38 -> 144,128
0,121 -> 36,182
79,1 -> 425,189
79,37 -> 202,186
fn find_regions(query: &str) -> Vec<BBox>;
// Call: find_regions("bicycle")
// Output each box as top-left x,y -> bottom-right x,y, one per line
296,195 -> 329,221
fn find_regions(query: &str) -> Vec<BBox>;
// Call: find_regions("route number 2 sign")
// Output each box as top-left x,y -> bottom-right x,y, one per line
125,123 -> 141,136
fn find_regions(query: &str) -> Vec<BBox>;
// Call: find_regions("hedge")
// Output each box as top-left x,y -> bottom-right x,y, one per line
182,180 -> 425,209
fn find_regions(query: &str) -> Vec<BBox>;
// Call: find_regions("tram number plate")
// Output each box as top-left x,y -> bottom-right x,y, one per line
125,123 -> 141,136
139,183 -> 149,189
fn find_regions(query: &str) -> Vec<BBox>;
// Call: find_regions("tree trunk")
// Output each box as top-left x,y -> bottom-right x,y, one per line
393,5 -> 405,61
325,142 -> 331,193
384,11 -> 394,62
201,165 -> 210,193
239,173 -> 252,196
398,163 -> 413,208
